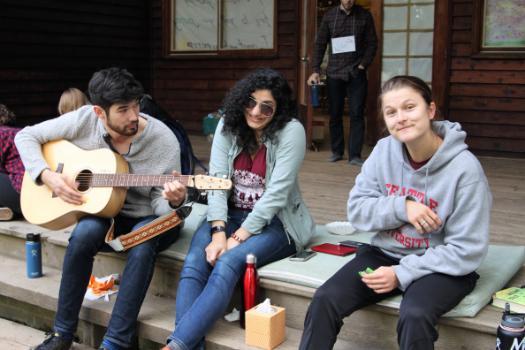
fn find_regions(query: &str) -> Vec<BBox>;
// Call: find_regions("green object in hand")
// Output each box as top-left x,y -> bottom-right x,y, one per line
358,267 -> 375,277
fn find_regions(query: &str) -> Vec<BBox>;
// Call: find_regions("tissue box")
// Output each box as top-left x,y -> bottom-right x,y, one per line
245,303 -> 286,350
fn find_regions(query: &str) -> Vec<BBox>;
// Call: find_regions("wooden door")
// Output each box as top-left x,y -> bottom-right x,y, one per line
298,0 -> 383,146
298,0 -> 317,145
364,0 -> 382,145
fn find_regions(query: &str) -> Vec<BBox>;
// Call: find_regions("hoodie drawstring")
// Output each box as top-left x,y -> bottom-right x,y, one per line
424,167 -> 429,207
424,167 -> 432,245
401,161 -> 404,193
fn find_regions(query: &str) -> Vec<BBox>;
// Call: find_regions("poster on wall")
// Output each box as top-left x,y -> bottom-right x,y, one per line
171,0 -> 218,51
482,0 -> 525,48
222,0 -> 274,49
170,0 -> 275,52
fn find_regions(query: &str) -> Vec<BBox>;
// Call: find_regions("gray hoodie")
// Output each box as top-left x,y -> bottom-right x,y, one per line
348,120 -> 492,291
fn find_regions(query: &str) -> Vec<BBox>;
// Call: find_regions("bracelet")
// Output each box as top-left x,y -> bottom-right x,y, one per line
210,225 -> 226,235
230,232 -> 244,243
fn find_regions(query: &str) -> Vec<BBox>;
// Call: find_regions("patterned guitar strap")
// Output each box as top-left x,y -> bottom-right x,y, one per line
104,206 -> 192,252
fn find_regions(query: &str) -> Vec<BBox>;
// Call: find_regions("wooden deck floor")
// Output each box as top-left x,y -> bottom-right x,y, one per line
190,135 -> 525,246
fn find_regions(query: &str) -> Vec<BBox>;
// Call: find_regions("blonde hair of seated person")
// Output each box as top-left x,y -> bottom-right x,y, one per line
58,87 -> 89,115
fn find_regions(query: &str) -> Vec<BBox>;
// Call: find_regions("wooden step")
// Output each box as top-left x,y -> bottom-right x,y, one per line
0,317 -> 96,350
0,254 -> 364,349
0,221 -> 513,349
0,220 -> 185,299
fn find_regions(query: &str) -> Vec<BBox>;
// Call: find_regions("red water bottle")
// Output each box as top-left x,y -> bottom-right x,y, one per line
240,253 -> 258,328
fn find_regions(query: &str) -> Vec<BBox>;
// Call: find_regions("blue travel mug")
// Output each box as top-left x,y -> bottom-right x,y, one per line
310,84 -> 320,107
26,233 -> 42,278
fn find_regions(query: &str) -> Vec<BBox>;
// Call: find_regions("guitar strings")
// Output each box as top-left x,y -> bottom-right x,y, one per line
71,174 -> 193,186
68,175 -> 227,188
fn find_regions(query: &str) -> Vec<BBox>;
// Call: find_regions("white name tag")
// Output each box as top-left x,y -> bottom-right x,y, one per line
331,35 -> 356,54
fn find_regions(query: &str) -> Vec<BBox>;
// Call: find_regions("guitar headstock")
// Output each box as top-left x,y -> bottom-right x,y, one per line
192,175 -> 232,190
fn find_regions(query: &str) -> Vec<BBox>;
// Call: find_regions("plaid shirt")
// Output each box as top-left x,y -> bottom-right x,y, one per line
312,5 -> 377,81
0,126 -> 24,192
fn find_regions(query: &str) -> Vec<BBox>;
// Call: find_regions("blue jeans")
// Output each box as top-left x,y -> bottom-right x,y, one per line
167,209 -> 296,350
53,214 -> 180,349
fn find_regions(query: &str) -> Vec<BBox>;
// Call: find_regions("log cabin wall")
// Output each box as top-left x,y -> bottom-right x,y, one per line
448,0 -> 525,156
0,0 -> 150,127
149,0 -> 300,133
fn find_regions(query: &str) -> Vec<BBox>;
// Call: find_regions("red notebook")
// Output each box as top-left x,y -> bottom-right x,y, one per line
310,243 -> 357,256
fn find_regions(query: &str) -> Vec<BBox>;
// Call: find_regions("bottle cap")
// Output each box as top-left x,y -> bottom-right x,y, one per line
502,315 -> 525,329
26,233 -> 41,242
246,253 -> 256,264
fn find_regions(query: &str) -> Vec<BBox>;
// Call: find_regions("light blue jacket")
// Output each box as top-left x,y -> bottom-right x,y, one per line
207,118 -> 315,251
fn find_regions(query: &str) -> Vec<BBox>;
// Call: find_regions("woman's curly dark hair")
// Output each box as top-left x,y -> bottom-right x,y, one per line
222,68 -> 296,153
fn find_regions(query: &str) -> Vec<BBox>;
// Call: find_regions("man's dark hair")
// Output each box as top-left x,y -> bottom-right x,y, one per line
88,67 -> 144,112
222,68 -> 296,153
0,104 -> 16,126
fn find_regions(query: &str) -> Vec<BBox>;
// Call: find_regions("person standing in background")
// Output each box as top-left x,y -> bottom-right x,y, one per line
308,0 -> 377,166
0,104 -> 24,220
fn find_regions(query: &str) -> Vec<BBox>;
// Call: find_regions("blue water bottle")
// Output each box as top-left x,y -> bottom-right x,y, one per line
310,84 -> 320,107
26,233 -> 42,278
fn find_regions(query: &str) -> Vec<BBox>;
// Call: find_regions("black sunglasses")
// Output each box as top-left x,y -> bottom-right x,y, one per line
246,96 -> 275,117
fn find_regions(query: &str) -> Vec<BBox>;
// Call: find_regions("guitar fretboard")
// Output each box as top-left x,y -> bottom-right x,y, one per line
89,174 -> 192,187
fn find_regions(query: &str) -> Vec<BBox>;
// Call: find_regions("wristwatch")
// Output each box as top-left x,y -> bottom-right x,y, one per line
210,225 -> 226,235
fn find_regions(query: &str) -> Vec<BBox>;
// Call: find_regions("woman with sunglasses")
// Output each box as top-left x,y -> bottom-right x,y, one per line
163,68 -> 315,350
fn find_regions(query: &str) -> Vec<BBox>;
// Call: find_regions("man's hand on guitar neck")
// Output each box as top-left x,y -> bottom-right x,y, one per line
162,170 -> 187,208
41,169 -> 84,205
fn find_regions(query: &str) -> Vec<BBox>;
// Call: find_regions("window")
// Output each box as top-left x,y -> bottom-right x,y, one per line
382,0 -> 435,84
163,0 -> 277,57
472,0 -> 525,58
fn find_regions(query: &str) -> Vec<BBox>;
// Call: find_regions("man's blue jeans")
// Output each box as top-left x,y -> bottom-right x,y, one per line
166,209 -> 296,350
53,214 -> 180,349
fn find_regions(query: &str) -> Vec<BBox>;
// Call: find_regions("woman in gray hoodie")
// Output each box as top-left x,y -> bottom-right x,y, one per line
300,75 -> 492,350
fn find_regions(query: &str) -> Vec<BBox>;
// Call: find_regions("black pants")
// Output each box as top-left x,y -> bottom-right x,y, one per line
0,173 -> 21,215
299,245 -> 479,350
327,70 -> 368,159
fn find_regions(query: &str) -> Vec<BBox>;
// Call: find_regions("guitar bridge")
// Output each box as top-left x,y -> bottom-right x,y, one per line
51,162 -> 65,198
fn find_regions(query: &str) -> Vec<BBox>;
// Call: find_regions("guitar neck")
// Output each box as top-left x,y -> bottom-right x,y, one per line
90,174 -> 194,188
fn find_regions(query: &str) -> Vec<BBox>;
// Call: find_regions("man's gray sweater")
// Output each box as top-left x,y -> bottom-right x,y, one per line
15,105 -> 181,218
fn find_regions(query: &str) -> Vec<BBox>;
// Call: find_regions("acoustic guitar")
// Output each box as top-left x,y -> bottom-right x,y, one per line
21,140 -> 231,230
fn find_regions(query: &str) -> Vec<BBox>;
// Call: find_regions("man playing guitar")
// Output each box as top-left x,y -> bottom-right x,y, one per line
15,67 -> 187,350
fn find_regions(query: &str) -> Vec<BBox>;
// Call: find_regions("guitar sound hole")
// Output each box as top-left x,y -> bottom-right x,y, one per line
76,170 -> 93,192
